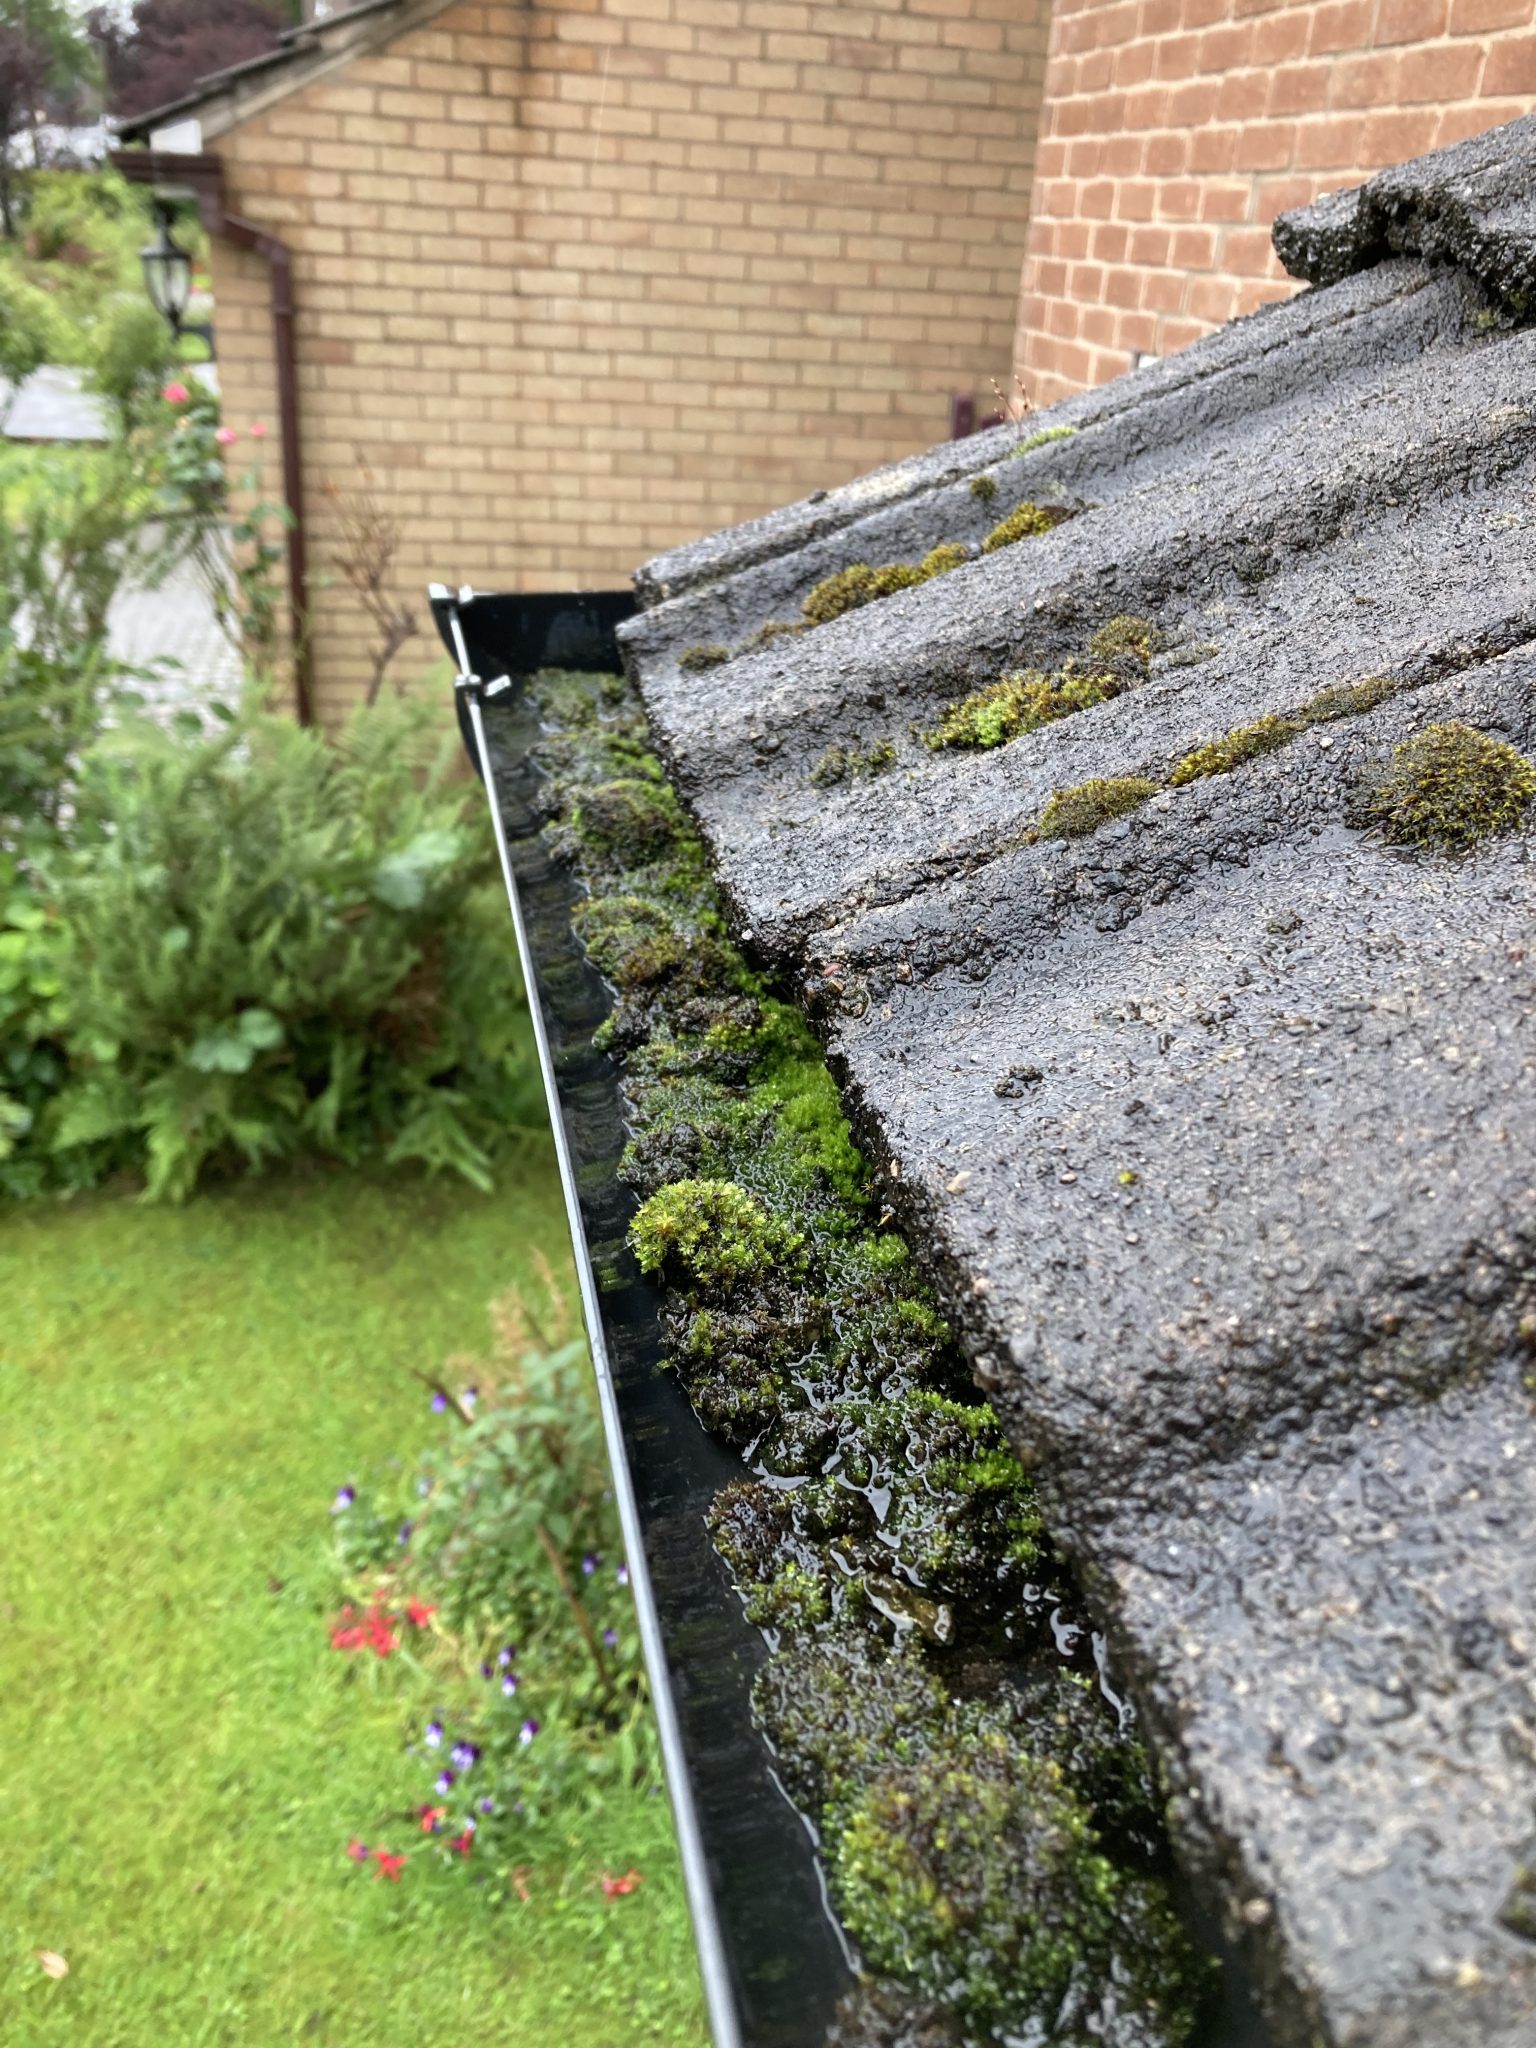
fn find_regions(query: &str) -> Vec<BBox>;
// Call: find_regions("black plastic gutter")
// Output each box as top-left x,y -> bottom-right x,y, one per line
429,584 -> 854,2048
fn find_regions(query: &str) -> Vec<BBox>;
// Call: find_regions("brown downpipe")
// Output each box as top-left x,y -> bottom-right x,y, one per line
111,151 -> 313,726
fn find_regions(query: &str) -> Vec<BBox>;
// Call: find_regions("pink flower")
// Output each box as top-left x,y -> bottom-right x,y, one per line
601,1868 -> 644,1898
249,421 -> 268,439
162,382 -> 191,406
215,426 -> 238,446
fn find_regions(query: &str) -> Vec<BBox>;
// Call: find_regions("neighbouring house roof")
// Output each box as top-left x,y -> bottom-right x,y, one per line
115,0 -> 453,147
619,115 -> 1536,2048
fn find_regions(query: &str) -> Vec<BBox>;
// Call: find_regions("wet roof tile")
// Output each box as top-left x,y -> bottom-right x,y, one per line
622,117 -> 1536,2048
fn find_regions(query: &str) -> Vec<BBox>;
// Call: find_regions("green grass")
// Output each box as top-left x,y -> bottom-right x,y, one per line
0,1157 -> 707,2047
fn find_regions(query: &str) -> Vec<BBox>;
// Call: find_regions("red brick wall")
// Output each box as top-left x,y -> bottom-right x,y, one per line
1015,0 -> 1536,402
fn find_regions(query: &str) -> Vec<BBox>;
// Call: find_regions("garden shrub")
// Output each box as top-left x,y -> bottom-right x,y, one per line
328,1270 -> 655,1888
2,693 -> 540,1201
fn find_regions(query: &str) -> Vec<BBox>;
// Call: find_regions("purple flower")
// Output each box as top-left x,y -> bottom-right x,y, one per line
519,1719 -> 540,1746
496,1646 -> 516,1669
501,1673 -> 519,1698
616,1562 -> 629,1587
435,1769 -> 455,1795
480,1661 -> 493,1680
430,1391 -> 448,1414
398,1521 -> 413,1545
424,1720 -> 444,1750
331,1485 -> 355,1514
478,1797 -> 494,1815
602,1628 -> 618,1648
462,1387 -> 478,1415
581,1553 -> 599,1577
450,1742 -> 479,1771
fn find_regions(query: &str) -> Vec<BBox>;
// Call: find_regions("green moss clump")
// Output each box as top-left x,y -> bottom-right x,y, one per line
925,665 -> 1120,751
630,1177 -> 803,1293
1170,714 -> 1302,787
750,618 -> 806,648
1038,775 -> 1157,838
1363,720 -> 1536,851
752,1630 -> 949,1813
802,544 -> 966,629
570,777 -> 679,863
811,738 -> 897,788
867,563 -> 928,602
572,894 -> 690,987
803,564 -> 883,626
678,642 -> 729,672
1088,613 -> 1156,665
919,541 -> 968,578
1302,673 -> 1396,722
981,501 -> 1059,553
832,1733 -> 1191,2035
1015,424 -> 1076,455
708,1482 -> 835,1626
839,1389 -> 1044,1595
968,473 -> 998,504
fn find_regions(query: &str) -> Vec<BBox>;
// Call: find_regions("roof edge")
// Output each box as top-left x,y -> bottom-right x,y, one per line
1273,111 -> 1536,310
116,0 -> 457,147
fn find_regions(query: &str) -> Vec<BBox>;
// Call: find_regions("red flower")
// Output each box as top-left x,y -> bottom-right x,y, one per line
449,1829 -> 474,1858
601,1869 -> 644,1897
405,1599 -> 436,1628
363,1604 -> 398,1656
345,1838 -> 369,1863
418,1805 -> 446,1834
373,1849 -> 406,1882
331,1601 -> 399,1656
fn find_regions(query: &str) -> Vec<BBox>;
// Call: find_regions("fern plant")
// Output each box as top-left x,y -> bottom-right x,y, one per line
10,692 -> 539,1201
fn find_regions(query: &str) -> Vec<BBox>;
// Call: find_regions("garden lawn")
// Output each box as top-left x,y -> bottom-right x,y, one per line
0,1157 -> 706,2048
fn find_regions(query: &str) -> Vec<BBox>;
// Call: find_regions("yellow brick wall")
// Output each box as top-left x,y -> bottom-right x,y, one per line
205,0 -> 1051,722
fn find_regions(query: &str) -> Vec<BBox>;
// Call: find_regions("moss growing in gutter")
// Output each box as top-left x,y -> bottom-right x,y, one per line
631,1177 -> 804,1293
530,669 -> 1209,2046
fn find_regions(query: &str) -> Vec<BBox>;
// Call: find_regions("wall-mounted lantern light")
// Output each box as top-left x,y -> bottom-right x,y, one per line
140,205 -> 193,335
